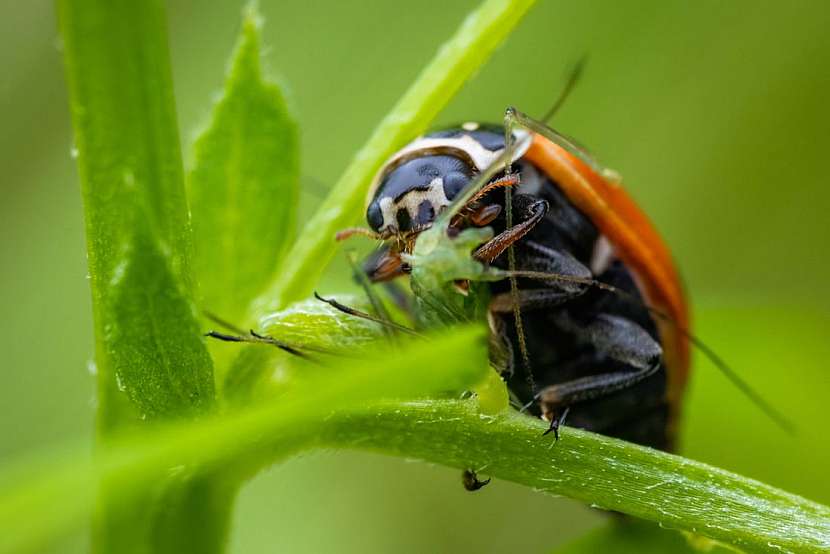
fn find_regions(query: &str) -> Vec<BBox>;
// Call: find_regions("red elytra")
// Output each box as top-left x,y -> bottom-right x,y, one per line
523,133 -> 690,429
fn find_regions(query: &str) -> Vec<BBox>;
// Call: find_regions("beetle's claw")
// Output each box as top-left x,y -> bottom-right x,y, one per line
542,406 -> 570,442
542,419 -> 561,441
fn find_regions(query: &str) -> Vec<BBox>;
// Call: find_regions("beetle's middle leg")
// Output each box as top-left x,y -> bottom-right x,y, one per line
536,313 -> 663,435
488,240 -> 594,312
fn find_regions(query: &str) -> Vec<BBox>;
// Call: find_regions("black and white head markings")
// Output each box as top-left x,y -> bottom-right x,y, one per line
365,123 -> 529,235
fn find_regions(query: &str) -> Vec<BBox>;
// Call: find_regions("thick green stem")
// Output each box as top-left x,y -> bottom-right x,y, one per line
59,0 -> 196,432
59,0 -> 222,552
326,400 -> 830,553
5,389 -> 828,554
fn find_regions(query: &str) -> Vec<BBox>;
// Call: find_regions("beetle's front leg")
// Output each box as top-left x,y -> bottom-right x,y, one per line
473,194 -> 548,263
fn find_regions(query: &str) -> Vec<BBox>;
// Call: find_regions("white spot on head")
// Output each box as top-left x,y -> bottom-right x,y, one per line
462,121 -> 480,131
378,177 -> 450,233
378,197 -> 396,232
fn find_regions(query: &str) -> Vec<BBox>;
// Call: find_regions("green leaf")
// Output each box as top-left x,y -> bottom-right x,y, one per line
188,6 -> 299,324
258,295 -> 384,350
107,226 -> 214,419
0,327 -> 489,554
222,295 -> 383,404
250,0 -> 538,316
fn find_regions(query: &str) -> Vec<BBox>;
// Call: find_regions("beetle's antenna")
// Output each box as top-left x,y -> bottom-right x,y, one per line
204,329 -> 315,360
509,270 -> 796,434
203,310 -> 332,358
335,227 -> 384,242
313,292 -> 424,337
542,56 -> 587,123
678,328 -> 796,434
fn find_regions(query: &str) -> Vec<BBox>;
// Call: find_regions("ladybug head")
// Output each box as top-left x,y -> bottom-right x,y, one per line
365,154 -> 474,236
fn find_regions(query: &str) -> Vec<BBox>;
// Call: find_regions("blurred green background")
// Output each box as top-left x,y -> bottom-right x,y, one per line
2,1 -> 829,552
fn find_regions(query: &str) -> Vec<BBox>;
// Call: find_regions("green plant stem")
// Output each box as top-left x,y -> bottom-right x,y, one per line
5,390 -> 829,554
59,0 -> 199,430
250,0 -> 537,316
325,400 -> 830,553
58,0 -> 219,552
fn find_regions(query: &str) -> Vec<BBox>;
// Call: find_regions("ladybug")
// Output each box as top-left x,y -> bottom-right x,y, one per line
345,108 -> 690,456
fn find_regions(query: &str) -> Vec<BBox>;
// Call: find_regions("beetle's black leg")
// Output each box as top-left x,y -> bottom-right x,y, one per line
474,194 -> 549,263
490,289 -> 574,313
537,313 -> 663,422
521,240 -> 594,285
489,241 -> 594,312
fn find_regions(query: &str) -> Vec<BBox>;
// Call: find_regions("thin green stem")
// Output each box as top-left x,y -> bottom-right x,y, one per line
250,0 -> 537,317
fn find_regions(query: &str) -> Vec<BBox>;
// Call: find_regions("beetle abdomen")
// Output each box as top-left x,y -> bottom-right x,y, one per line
488,162 -> 673,451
